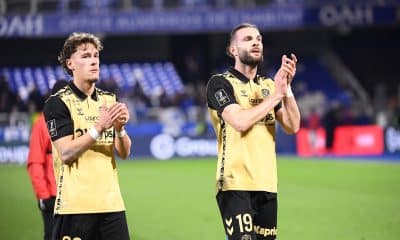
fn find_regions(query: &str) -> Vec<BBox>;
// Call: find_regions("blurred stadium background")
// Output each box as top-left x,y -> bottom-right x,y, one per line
0,0 -> 400,239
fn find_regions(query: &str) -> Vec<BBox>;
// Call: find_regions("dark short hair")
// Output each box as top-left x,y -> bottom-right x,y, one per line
226,23 -> 259,58
58,32 -> 103,76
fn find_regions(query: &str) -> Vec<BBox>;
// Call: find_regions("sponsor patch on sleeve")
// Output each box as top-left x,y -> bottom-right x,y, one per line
215,89 -> 230,106
47,119 -> 57,137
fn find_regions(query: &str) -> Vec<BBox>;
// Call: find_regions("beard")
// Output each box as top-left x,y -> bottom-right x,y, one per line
239,51 -> 263,67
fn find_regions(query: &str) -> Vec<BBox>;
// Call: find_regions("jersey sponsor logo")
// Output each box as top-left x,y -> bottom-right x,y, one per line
47,119 -> 57,137
75,128 -> 114,141
259,113 -> 274,124
254,225 -> 277,237
84,115 -> 100,122
215,89 -> 230,106
249,98 -> 263,105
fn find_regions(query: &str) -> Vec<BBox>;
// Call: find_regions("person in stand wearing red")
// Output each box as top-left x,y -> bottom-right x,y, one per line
308,108 -> 322,155
27,80 -> 69,240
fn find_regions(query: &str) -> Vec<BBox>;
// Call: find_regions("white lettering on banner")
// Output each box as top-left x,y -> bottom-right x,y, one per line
205,14 -> 227,26
4,126 -> 30,142
319,5 -> 373,27
0,146 -> 29,164
150,134 -> 175,160
386,127 -> 400,153
115,14 -> 202,30
175,137 -> 217,157
0,15 -> 43,36
150,134 -> 217,160
238,10 -> 303,26
355,133 -> 375,147
316,135 -> 325,148
59,16 -> 112,32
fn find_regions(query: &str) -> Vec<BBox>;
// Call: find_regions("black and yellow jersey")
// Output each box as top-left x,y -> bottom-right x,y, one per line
43,81 -> 125,214
206,67 -> 281,193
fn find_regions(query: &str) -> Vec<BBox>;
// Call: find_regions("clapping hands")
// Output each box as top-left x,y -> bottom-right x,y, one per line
274,53 -> 298,98
98,102 -> 130,132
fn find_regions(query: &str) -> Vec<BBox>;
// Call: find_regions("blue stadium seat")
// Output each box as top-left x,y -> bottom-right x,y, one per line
131,63 -> 150,93
55,66 -> 70,80
44,66 -> 58,90
109,64 -> 124,88
33,67 -> 49,94
23,67 -> 35,91
120,63 -> 136,88
1,68 -> 17,92
13,68 -> 24,89
164,62 -> 184,93
141,63 -> 163,96
100,63 -> 112,80
295,58 -> 342,100
154,62 -> 175,97
3,62 -> 184,102
13,68 -> 29,101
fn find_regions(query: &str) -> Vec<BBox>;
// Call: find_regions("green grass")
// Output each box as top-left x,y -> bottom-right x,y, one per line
1,157 -> 400,239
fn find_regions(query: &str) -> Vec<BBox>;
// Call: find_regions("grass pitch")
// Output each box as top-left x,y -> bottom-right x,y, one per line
0,156 -> 399,239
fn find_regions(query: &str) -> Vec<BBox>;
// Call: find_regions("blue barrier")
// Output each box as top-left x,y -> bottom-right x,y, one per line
0,5 -> 398,37
0,124 -> 397,163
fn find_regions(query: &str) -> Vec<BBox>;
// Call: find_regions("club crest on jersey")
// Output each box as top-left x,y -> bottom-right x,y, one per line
47,119 -> 57,137
215,89 -> 229,106
261,88 -> 270,98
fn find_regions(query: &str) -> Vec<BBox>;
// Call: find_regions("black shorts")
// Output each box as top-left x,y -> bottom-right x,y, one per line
52,211 -> 130,240
216,191 -> 278,240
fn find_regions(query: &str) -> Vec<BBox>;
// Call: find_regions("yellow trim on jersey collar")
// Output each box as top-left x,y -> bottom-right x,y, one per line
228,67 -> 261,84
69,81 -> 99,101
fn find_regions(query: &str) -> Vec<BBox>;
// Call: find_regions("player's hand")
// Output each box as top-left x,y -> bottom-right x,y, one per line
108,102 -> 130,131
96,102 -> 114,131
274,70 -> 288,99
281,53 -> 297,85
275,54 -> 297,85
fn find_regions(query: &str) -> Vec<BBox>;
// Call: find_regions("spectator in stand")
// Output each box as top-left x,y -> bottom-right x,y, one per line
387,96 -> 400,128
27,80 -> 69,240
28,86 -> 45,112
0,76 -> 18,113
323,102 -> 340,153
307,108 -> 321,155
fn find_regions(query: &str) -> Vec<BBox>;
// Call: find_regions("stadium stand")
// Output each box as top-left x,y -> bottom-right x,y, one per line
0,0 -> 398,159
0,62 -> 183,100
1,0 -> 398,15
